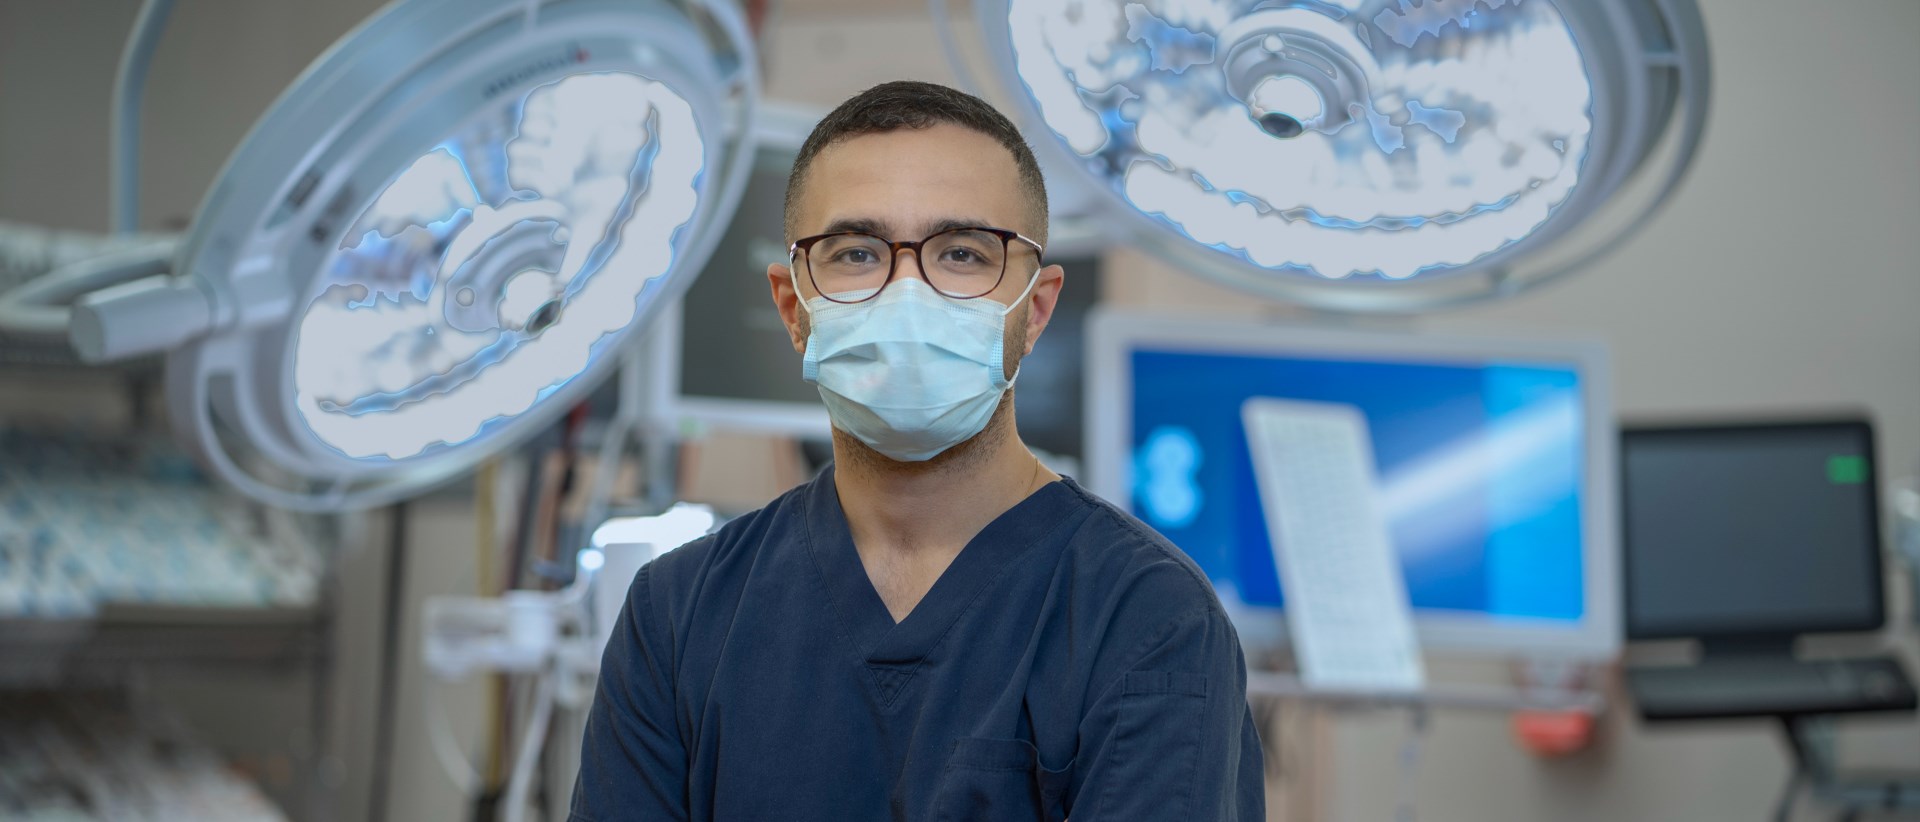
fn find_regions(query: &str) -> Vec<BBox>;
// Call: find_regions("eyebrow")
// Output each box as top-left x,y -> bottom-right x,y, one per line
818,216 -> 1000,239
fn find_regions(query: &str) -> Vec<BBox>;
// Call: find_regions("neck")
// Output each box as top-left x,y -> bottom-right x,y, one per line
831,396 -> 1059,558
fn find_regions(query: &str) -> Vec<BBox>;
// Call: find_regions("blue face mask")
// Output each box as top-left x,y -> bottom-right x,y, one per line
799,275 -> 1039,462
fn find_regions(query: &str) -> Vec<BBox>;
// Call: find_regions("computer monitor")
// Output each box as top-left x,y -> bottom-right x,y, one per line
1086,310 -> 1619,658
649,103 -> 1108,466
1621,418 -> 1885,643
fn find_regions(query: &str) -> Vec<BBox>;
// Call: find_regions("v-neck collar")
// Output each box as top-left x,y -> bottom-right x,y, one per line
802,465 -> 1076,674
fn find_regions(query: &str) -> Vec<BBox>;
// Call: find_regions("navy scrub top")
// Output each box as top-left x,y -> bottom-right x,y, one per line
571,468 -> 1264,821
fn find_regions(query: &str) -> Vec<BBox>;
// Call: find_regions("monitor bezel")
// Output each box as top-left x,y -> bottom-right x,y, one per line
1085,308 -> 1621,660
644,101 -> 837,440
1619,416 -> 1885,642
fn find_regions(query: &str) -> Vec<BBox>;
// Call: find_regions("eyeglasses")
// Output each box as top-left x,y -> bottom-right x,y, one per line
788,226 -> 1043,304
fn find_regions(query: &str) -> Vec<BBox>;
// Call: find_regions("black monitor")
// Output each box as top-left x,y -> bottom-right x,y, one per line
1622,418 -> 1885,643
673,145 -> 830,422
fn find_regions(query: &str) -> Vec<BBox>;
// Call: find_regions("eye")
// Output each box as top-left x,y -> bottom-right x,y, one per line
832,248 -> 877,265
941,247 -> 980,264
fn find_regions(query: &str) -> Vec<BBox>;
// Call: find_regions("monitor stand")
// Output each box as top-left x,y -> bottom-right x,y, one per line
1772,713 -> 1920,821
1687,636 -> 1920,821
1626,634 -> 1920,818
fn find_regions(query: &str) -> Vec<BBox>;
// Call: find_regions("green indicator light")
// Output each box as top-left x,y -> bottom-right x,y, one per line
1827,455 -> 1867,485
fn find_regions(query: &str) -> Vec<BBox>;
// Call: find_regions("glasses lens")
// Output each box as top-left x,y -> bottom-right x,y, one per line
923,228 -> 1008,299
809,233 -> 890,300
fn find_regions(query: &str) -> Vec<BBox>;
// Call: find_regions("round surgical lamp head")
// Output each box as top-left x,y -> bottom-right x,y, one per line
956,0 -> 1709,310
73,0 -> 758,511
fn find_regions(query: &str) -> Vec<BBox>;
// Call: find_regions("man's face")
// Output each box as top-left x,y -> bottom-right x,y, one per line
768,124 -> 1065,381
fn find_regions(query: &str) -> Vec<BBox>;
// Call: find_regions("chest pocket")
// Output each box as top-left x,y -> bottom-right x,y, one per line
931,737 -> 1074,822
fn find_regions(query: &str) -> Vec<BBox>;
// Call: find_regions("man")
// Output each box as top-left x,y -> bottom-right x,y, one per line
571,80 -> 1263,821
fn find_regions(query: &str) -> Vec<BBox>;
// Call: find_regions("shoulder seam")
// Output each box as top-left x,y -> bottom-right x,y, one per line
1067,484 -> 1223,619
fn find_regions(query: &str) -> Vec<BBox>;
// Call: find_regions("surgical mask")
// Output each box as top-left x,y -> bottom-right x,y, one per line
798,274 -> 1038,462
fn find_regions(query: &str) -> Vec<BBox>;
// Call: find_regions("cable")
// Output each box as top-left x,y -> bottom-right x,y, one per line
503,671 -> 558,822
494,453 -> 542,818
475,460 -> 510,812
1772,764 -> 1802,822
425,683 -> 485,797
927,0 -> 987,97
478,461 -> 499,597
0,240 -> 177,338
528,403 -> 592,587
508,441 -> 543,592
579,350 -> 641,569
368,502 -> 409,822
1394,705 -> 1429,822
112,0 -> 176,235
0,301 -> 72,339
0,241 -> 174,305
0,221 -> 177,291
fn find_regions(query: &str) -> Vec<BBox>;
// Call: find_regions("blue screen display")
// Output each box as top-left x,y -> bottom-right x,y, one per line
1128,348 -> 1586,622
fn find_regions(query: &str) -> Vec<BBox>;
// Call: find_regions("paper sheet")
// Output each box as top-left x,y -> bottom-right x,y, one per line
1242,397 -> 1425,693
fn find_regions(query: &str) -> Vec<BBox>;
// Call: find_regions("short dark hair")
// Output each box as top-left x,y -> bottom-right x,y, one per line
783,80 -> 1049,246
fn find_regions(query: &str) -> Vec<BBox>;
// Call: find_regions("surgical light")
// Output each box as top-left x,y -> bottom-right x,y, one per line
950,0 -> 1709,309
71,0 -> 759,510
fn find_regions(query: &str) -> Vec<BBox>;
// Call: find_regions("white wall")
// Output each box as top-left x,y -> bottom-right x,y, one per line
1427,0 -> 1920,485
0,0 -> 389,232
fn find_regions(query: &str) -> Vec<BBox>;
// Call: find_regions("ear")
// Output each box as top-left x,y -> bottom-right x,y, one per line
1018,263 -> 1066,356
768,261 -> 808,353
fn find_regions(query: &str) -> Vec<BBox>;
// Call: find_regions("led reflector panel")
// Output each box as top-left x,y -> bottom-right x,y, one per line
70,0 -> 759,510
297,72 -> 703,460
1012,0 -> 1590,281
960,0 -> 1709,308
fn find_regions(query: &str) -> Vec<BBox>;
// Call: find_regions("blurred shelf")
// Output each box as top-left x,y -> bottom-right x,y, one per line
0,689 -> 290,821
0,604 -> 328,688
0,425 -> 328,621
0,425 -> 340,820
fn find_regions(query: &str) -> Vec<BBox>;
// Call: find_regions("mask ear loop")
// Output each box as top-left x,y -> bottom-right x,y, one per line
996,264 -> 1045,318
993,265 -> 1047,390
786,254 -> 830,384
